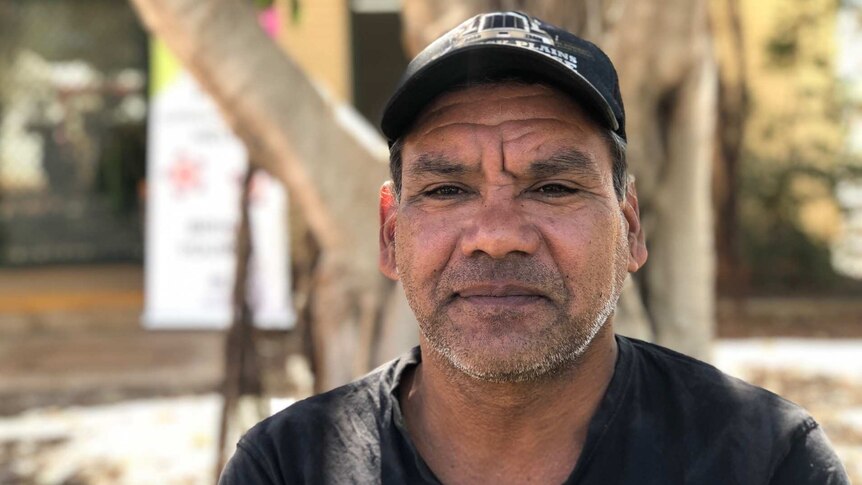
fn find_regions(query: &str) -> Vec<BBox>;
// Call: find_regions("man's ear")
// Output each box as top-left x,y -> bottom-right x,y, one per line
379,181 -> 399,280
622,177 -> 648,272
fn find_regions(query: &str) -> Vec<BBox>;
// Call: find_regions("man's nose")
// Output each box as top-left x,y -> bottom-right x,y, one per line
459,197 -> 540,259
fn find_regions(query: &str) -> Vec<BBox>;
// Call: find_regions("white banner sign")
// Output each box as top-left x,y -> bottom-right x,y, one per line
143,39 -> 294,330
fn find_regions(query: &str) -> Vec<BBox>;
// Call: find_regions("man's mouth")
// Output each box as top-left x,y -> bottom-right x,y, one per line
453,284 -> 548,307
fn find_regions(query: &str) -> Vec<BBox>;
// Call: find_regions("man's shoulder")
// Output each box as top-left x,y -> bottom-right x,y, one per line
246,354 -> 403,444
266,372 -> 381,430
624,336 -> 799,404
220,353 -> 413,484
608,336 -> 849,483
621,336 -> 812,437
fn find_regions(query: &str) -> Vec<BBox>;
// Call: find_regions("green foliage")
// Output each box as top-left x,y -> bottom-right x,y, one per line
738,154 -> 858,293
766,29 -> 799,67
764,0 -> 837,69
290,0 -> 302,24
731,0 -> 860,294
251,0 -> 274,9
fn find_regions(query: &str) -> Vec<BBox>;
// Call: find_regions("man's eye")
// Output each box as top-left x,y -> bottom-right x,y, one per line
426,186 -> 465,197
535,184 -> 577,196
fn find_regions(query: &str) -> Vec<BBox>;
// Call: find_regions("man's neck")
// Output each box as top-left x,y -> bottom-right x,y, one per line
399,326 -> 619,485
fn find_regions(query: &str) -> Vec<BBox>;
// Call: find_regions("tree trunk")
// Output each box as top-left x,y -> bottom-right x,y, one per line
402,0 -> 718,359
714,0 -> 749,298
129,0 -> 396,391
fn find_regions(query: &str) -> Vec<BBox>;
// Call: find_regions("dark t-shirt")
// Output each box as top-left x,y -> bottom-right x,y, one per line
219,336 -> 850,484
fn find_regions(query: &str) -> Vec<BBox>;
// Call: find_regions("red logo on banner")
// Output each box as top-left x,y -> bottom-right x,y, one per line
167,152 -> 203,196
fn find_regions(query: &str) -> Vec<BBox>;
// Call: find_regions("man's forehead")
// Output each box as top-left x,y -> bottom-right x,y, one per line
420,82 -> 556,117
399,82 -> 608,169
405,81 -> 600,144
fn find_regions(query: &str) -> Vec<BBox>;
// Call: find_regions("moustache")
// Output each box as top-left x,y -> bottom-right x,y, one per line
436,256 -> 568,302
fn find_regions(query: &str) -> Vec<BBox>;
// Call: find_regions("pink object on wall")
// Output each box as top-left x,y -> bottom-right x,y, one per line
258,7 -> 280,38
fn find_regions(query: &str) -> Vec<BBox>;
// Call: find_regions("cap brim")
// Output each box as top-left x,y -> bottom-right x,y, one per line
380,43 -> 619,142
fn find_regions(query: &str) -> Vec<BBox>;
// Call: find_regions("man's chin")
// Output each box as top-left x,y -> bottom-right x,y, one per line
427,335 -> 584,384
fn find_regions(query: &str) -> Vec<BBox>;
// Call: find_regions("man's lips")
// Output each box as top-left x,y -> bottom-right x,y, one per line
453,284 -> 548,307
456,284 -> 544,298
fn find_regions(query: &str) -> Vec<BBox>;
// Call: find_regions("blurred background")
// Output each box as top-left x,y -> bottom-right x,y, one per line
0,0 -> 860,483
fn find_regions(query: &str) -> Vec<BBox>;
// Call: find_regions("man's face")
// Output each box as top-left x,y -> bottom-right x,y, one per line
379,82 -> 646,382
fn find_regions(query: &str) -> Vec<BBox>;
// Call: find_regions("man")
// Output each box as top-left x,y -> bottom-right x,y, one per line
220,11 -> 849,484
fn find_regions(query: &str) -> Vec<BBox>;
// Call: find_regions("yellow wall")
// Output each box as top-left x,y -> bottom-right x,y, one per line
275,0 -> 352,102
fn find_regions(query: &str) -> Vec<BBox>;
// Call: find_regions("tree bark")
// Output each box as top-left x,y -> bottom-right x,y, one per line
217,166 -> 260,479
602,0 -> 717,359
714,0 -> 749,298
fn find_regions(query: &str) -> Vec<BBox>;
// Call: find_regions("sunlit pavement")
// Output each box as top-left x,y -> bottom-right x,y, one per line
0,339 -> 860,484
715,338 -> 862,380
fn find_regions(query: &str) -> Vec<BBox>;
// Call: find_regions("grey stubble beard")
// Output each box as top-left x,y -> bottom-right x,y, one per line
400,242 -> 628,384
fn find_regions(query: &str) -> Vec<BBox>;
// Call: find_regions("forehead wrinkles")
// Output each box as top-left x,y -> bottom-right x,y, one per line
411,91 -> 585,140
425,83 -> 553,113
411,117 -> 590,160
402,83 -> 610,179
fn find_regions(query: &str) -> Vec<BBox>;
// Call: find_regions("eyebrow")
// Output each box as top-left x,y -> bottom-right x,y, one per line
405,148 -> 602,181
528,149 -> 602,181
405,153 -> 473,179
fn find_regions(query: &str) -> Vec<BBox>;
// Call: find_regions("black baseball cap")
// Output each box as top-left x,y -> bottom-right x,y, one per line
380,11 -> 626,144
